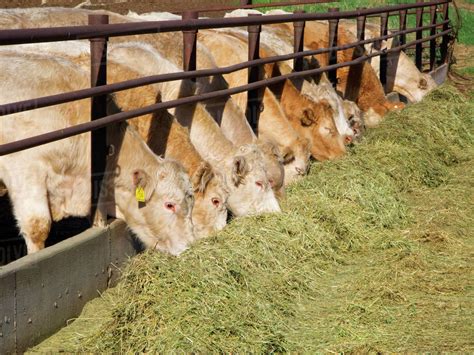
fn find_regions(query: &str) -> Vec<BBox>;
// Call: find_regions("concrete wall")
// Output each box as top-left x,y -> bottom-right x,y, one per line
0,219 -> 138,354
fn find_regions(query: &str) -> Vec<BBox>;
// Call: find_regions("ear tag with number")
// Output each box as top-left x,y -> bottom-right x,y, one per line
135,186 -> 146,203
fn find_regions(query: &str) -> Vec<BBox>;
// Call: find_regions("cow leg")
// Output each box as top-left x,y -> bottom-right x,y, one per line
8,177 -> 51,254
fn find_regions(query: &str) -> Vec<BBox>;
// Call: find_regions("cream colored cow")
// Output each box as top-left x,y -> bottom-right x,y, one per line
0,52 -> 195,255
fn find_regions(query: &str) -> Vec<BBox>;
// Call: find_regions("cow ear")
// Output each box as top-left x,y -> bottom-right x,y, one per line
301,108 -> 316,126
231,156 -> 249,187
132,169 -> 154,202
191,162 -> 214,193
281,147 -> 295,165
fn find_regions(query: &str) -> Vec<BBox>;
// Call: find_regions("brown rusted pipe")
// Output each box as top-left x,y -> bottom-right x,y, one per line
0,0 -> 451,46
440,2 -> 450,64
415,0 -> 424,70
182,11 -> 198,79
399,9 -> 407,48
429,5 -> 437,71
328,7 -> 339,88
379,12 -> 389,93
200,0 -> 335,13
0,28 -> 452,157
356,7 -> 366,42
89,14 -> 108,227
247,13 -> 262,134
293,10 -> 306,72
0,19 -> 450,118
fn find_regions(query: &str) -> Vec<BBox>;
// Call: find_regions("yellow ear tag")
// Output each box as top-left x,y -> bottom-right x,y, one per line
135,186 -> 146,203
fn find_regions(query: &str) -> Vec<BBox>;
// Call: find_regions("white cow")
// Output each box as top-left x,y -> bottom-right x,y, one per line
0,51 -> 196,256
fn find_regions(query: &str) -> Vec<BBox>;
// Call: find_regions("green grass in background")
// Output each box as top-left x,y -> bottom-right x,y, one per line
253,0 -> 474,73
456,8 -> 474,45
253,0 -> 473,45
31,84 -> 474,353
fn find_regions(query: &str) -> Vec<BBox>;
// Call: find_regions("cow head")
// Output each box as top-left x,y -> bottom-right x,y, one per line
280,135 -> 312,184
190,161 -> 229,239
342,99 -> 365,141
226,144 -> 281,216
115,149 -> 195,256
256,139 -> 285,197
285,97 -> 347,161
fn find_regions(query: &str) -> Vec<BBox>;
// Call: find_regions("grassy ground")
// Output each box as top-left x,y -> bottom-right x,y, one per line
31,83 -> 473,353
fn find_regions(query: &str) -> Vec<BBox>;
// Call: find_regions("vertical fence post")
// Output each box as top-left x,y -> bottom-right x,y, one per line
328,7 -> 339,88
415,1 -> 424,71
379,12 -> 389,93
293,10 -> 306,72
356,7 -> 366,47
247,13 -> 262,134
399,8 -> 407,50
89,14 -> 109,227
429,4 -> 437,71
439,2 -> 450,64
182,11 -> 198,81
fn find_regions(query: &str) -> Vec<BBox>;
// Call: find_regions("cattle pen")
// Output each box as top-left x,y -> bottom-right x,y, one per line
0,0 -> 458,352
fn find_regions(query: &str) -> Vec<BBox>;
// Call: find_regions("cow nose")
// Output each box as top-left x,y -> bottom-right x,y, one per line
344,135 -> 353,144
296,167 -> 305,175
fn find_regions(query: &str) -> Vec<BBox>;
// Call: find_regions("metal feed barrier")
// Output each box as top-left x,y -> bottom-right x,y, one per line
0,0 -> 453,352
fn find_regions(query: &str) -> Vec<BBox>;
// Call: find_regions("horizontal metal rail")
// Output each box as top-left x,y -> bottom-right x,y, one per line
193,0 -> 337,13
0,0 -> 450,46
0,27 -> 451,156
0,19 -> 449,117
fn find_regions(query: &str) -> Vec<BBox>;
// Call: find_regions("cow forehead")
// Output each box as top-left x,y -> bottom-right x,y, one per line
153,161 -> 193,194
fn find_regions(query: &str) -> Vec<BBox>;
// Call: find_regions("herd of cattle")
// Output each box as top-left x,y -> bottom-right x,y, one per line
0,7 -> 438,256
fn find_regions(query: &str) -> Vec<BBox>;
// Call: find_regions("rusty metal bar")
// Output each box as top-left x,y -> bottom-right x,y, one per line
196,0 -> 339,12
379,12 -> 389,93
399,8 -> 407,48
0,27 -> 452,157
89,14 -> 108,227
356,7 -> 366,44
429,5 -> 437,71
247,13 -> 262,134
182,11 -> 198,81
328,7 -> 339,88
415,1 -> 424,70
198,0 -> 336,13
0,19 -> 450,118
293,10 -> 306,72
439,2 -> 450,64
0,0 -> 450,46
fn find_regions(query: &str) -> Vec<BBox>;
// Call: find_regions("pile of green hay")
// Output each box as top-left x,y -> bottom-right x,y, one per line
33,85 -> 473,353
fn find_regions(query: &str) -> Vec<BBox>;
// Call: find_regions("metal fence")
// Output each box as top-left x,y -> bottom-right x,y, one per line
0,0 -> 453,225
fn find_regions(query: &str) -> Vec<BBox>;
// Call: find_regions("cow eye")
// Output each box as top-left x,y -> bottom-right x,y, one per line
165,202 -> 176,212
211,198 -> 220,207
255,181 -> 264,189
